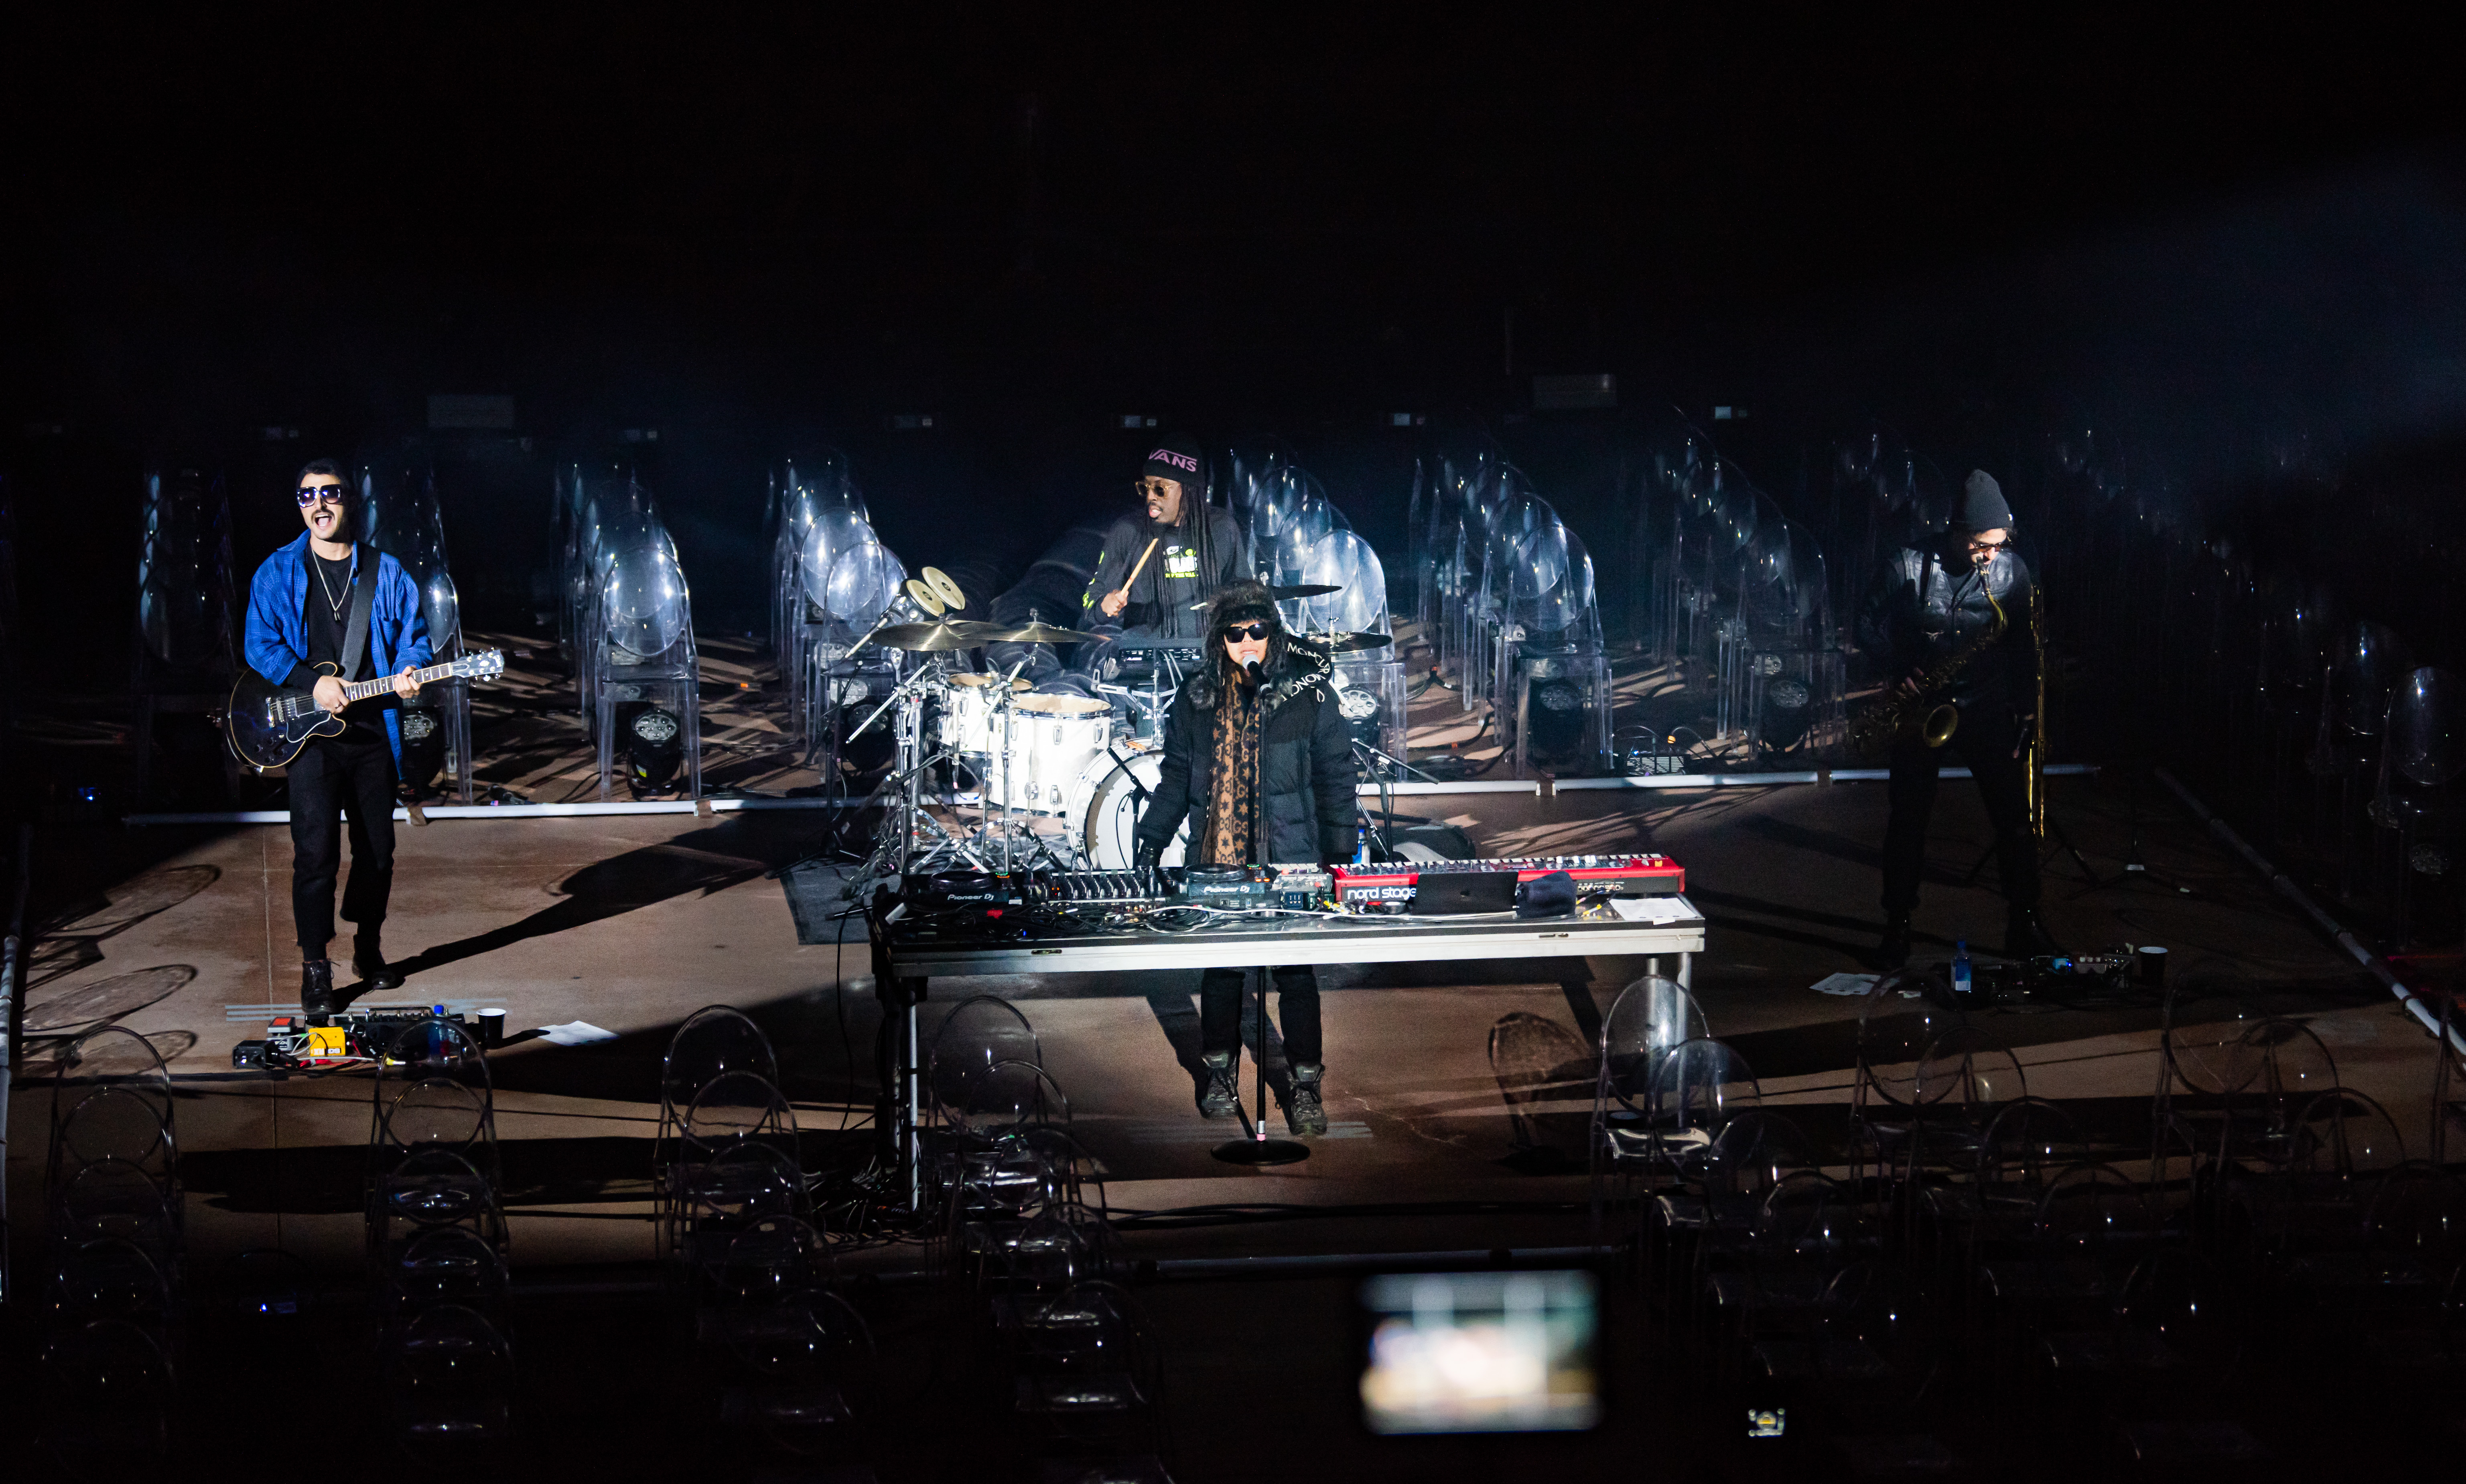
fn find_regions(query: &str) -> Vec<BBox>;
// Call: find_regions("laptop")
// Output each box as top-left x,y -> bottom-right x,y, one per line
1409,870 -> 1519,916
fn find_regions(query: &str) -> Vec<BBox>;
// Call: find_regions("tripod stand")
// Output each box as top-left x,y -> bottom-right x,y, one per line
1212,966 -> 1309,1167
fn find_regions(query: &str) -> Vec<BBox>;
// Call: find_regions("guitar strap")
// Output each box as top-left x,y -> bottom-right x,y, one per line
340,544 -> 379,684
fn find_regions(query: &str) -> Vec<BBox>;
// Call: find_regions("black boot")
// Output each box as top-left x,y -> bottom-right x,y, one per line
301,959 -> 337,1021
1287,1063 -> 1328,1137
2005,906 -> 2064,960
1878,913 -> 1914,970
353,930 -> 405,991
1198,1052 -> 1240,1119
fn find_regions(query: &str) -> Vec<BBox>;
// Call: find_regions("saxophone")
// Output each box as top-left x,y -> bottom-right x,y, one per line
1848,590 -> 2008,757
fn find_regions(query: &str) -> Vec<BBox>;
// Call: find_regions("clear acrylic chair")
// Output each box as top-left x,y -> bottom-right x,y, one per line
1590,976 -> 1711,1222
926,995 -> 1042,1132
657,1006 -> 783,1234
48,1025 -> 178,1197
38,1318 -> 176,1468
1010,1279 -> 1162,1448
388,1303 -> 514,1460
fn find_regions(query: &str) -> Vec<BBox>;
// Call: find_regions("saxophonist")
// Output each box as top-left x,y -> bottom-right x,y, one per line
1856,470 -> 2062,966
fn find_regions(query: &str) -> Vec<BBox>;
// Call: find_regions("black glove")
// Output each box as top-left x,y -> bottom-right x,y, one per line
1133,842 -> 1161,877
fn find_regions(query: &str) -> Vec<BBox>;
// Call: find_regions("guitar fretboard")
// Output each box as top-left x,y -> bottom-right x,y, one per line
276,660 -> 470,721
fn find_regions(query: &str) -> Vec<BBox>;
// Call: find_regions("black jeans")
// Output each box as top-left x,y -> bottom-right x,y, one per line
1200,965 -> 1323,1065
288,737 -> 398,953
1880,696 -> 2039,916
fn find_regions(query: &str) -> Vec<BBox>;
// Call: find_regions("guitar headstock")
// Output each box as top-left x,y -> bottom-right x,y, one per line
449,650 -> 508,682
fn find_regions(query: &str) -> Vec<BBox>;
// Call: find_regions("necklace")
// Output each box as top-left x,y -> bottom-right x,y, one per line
312,549 -> 351,618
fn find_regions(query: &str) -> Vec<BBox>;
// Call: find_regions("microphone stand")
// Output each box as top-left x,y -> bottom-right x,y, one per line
1212,965 -> 1310,1167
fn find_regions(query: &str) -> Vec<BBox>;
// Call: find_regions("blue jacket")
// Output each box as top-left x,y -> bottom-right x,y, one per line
245,532 -> 433,766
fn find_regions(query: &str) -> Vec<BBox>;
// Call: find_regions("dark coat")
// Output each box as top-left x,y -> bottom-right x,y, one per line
1854,542 -> 2038,709
1134,642 -> 1359,866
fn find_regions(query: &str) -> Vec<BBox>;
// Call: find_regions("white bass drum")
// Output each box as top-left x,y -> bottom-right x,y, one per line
1068,744 -> 1188,869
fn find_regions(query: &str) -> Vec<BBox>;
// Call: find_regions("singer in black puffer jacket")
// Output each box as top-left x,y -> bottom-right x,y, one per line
1134,581 -> 1358,1135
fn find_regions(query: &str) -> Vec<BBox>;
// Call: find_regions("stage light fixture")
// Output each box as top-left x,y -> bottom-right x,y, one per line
623,703 -> 683,793
1527,678 -> 1584,759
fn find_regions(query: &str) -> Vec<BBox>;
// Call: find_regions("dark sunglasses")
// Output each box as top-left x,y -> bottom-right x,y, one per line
295,485 -> 349,507
1222,622 -> 1273,642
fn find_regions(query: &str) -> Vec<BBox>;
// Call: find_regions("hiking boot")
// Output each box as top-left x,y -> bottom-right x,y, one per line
1198,1052 -> 1240,1119
1287,1062 -> 1328,1137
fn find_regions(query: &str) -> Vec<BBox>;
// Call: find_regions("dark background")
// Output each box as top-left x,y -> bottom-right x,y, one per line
5,9 -> 2462,680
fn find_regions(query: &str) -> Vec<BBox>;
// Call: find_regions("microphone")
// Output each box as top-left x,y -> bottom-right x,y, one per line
1244,659 -> 1263,685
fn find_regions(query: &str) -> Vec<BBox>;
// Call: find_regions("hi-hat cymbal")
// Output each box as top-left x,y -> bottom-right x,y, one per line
1302,630 -> 1392,654
1187,583 -> 1342,610
922,566 -> 967,609
874,618 -> 1003,651
980,620 -> 1103,644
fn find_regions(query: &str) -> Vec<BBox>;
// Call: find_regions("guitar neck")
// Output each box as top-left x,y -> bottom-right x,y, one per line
335,659 -> 462,704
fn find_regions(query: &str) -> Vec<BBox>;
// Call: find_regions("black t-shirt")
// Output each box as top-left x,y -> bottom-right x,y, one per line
290,548 -> 386,741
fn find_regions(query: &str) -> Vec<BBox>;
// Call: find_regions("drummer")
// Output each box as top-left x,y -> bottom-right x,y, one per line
1083,436 -> 1244,647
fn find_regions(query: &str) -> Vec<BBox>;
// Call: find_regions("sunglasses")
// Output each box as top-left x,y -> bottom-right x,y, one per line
1966,537 -> 2011,553
1222,622 -> 1273,642
1136,478 -> 1178,497
295,485 -> 349,507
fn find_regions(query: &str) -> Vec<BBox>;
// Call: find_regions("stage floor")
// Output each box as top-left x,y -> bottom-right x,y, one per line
8,759 -> 2437,1283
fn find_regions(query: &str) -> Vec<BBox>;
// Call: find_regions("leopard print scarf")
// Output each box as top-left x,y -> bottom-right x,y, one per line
1201,679 -> 1263,866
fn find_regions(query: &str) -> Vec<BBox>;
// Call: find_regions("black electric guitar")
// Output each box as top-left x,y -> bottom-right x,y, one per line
224,650 -> 507,772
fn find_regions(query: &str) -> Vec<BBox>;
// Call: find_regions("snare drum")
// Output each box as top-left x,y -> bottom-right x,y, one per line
936,672 -> 1023,757
988,693 -> 1112,816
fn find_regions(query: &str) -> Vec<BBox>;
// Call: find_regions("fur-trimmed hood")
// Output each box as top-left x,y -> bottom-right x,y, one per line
1183,637 -> 1334,717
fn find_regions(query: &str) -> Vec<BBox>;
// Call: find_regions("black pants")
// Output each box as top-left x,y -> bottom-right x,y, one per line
288,737 -> 398,953
1200,965 -> 1323,1065
1880,697 -> 2039,917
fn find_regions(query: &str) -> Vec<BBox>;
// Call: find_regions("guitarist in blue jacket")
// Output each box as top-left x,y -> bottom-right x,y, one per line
242,460 -> 431,1016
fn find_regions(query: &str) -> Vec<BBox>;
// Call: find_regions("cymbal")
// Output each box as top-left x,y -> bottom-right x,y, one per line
1303,630 -> 1392,654
979,620 -> 1103,644
902,578 -> 946,616
874,618 -> 1003,651
1185,583 -> 1342,610
921,566 -> 967,609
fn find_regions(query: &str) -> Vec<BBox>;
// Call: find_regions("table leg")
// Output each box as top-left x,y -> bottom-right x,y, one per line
1677,953 -> 1692,993
873,972 -> 928,1212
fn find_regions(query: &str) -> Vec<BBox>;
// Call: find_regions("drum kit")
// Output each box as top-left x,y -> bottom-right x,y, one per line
840,571 -> 1395,881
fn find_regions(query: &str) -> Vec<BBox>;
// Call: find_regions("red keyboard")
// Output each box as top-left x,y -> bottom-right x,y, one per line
1331,854 -> 1684,907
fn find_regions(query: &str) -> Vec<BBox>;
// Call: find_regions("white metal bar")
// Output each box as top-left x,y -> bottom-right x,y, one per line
885,910 -> 1706,976
1352,780 -> 1542,797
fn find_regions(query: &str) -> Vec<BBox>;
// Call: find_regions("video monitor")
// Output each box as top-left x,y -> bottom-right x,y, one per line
1358,1269 -> 1600,1435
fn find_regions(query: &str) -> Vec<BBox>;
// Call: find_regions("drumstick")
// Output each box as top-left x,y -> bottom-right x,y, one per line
1110,538 -> 1161,608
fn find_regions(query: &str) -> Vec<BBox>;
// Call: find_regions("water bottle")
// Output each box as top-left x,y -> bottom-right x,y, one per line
1951,939 -> 1973,998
